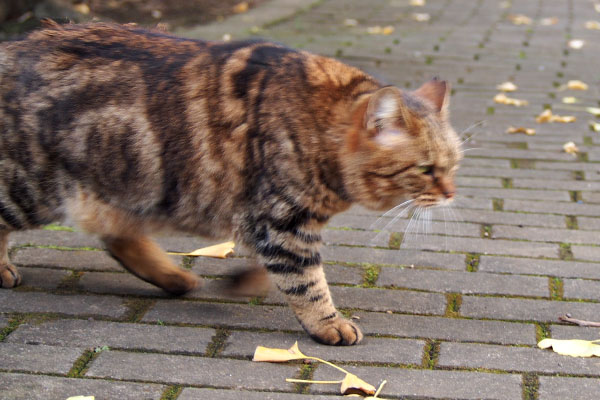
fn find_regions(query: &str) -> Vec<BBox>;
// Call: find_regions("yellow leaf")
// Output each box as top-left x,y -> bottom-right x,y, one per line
563,141 -> 579,155
168,241 -> 234,258
412,13 -> 431,22
568,39 -> 585,49
252,341 -> 307,362
233,1 -> 249,13
509,14 -> 532,25
341,373 -> 377,396
540,17 -> 558,26
586,107 -> 600,117
496,81 -> 518,92
66,397 -> 94,400
536,109 -> 576,123
506,126 -> 536,136
494,93 -> 528,107
538,338 -> 600,357
367,26 -> 383,34
590,121 -> 600,132
596,3 -> 600,13
381,26 -> 395,35
410,0 -> 425,6
73,3 -> 90,15
585,20 -> 600,30
562,96 -> 578,104
566,80 -> 589,90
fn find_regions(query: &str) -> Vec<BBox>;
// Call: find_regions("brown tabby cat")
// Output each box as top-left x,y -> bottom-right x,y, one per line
0,21 -> 460,345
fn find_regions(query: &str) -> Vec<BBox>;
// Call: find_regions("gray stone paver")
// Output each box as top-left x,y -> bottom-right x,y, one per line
1,0 -> 600,398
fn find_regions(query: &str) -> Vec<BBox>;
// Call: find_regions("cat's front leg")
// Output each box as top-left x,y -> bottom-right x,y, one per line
0,231 -> 20,288
256,233 -> 362,345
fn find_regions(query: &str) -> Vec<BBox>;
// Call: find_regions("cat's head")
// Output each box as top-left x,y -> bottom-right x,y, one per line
341,79 -> 461,211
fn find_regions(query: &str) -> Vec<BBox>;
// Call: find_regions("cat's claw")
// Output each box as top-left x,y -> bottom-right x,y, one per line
310,317 -> 363,346
0,263 -> 21,288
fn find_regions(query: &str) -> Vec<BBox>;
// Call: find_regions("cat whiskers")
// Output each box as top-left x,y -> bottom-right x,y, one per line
369,199 -> 415,246
459,120 -> 486,145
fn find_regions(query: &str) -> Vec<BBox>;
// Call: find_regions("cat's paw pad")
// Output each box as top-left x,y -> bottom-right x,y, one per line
310,317 -> 363,346
0,264 -> 21,288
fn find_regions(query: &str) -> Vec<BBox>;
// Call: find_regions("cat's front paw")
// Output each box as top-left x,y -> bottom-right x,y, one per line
309,317 -> 363,346
0,263 -> 21,288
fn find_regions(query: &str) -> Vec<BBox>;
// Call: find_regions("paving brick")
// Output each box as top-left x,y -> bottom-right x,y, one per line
378,267 -> 549,297
0,372 -> 165,400
12,248 -> 123,272
466,148 -> 577,161
7,319 -> 215,355
179,389 -> 339,400
18,267 -> 70,289
460,187 -> 571,201
539,376 -> 600,400
0,291 -> 128,318
222,331 -> 425,365
456,176 -> 503,187
86,351 -> 298,391
563,278 -> 600,301
479,255 -> 600,279
322,229 -> 389,247
551,324 -> 600,341
461,296 -> 600,322
8,230 -> 102,249
571,245 -> 600,262
461,158 -> 511,168
513,178 -> 600,191
310,364 -> 522,399
438,342 -> 600,375
321,246 -> 466,269
0,343 -> 84,374
143,301 -> 301,331
327,215 -> 481,236
504,199 -> 600,216
492,224 -> 600,245
581,191 -> 600,203
402,235 -> 558,258
454,209 -> 566,228
355,311 -> 536,345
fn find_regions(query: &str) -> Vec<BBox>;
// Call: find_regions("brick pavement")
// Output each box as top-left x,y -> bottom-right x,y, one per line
2,0 -> 600,399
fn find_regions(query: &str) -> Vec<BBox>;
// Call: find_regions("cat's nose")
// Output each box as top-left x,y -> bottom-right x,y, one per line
443,189 -> 455,199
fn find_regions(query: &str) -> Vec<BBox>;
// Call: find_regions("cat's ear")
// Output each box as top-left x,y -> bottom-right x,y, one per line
362,86 -> 411,147
413,78 -> 449,113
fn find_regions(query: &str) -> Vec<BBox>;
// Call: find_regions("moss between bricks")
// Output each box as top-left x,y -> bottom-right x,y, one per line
362,265 -> 381,287
422,339 -> 440,369
565,215 -> 578,230
67,350 -> 97,378
295,362 -> 316,394
160,385 -> 182,400
205,328 -> 230,357
535,323 -> 550,342
558,243 -> 573,261
523,373 -> 540,400
466,254 -> 480,272
444,293 -> 462,317
549,277 -> 564,300
388,232 -> 403,249
0,316 -> 24,342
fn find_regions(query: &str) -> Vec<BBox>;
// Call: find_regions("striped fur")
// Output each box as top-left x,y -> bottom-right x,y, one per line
0,22 -> 460,345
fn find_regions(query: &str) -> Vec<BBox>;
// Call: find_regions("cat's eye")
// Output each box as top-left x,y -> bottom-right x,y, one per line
418,166 -> 434,175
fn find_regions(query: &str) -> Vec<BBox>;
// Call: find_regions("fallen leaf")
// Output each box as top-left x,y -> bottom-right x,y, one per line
253,341 -> 306,362
412,13 -> 431,22
494,93 -> 529,107
591,121 -> 600,132
382,26 -> 395,35
496,81 -> 518,92
568,39 -> 585,49
596,3 -> 600,13
586,107 -> 600,117
73,3 -> 90,15
233,1 -> 249,13
341,373 -> 377,396
540,17 -> 558,26
509,14 -> 532,25
563,141 -> 579,155
167,241 -> 235,258
538,338 -> 600,357
562,96 -> 578,104
536,109 -> 576,123
506,126 -> 536,135
344,18 -> 358,27
222,33 -> 232,42
585,20 -> 600,30
367,25 -> 395,35
410,0 -> 425,5
566,80 -> 588,90
66,397 -> 94,400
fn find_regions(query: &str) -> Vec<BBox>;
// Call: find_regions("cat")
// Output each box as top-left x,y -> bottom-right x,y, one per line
0,21 -> 460,345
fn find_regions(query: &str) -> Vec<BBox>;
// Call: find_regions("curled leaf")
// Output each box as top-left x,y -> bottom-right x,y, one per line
494,93 -> 528,107
506,126 -> 535,136
585,20 -> 600,30
168,241 -> 235,258
565,80 -> 589,91
536,109 -> 576,123
563,141 -> 579,155
341,373 -> 377,396
496,81 -> 518,92
509,14 -> 532,25
538,338 -> 600,357
253,341 -> 306,362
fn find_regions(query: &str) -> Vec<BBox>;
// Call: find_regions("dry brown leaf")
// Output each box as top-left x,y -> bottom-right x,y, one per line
506,126 -> 536,135
494,93 -> 529,107
341,373 -> 377,396
253,341 -> 306,362
496,81 -> 518,92
233,1 -> 249,13
585,20 -> 600,30
563,141 -> 579,155
538,338 -> 600,357
412,13 -> 431,22
536,109 -> 576,123
509,14 -> 532,25
568,39 -> 585,49
167,241 -> 235,258
540,17 -> 558,26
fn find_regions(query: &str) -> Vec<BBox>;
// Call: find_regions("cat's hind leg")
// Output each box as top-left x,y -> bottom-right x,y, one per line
103,235 -> 200,295
0,230 -> 21,288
